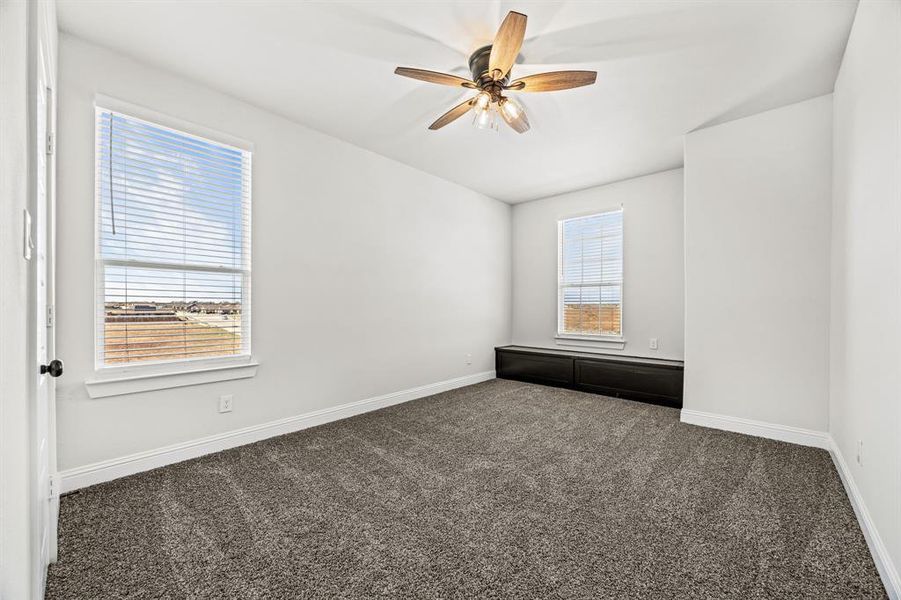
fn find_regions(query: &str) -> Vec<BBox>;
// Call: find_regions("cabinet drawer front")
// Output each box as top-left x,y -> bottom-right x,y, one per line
575,359 -> 683,400
497,352 -> 573,386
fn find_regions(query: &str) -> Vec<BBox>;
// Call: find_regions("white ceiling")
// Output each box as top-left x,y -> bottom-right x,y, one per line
57,0 -> 857,203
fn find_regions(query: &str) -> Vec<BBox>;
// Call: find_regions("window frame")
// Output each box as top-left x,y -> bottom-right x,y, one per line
92,97 -> 253,375
556,207 -> 624,342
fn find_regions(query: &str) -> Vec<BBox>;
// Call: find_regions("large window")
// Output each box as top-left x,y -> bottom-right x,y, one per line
95,108 -> 252,368
558,209 -> 623,338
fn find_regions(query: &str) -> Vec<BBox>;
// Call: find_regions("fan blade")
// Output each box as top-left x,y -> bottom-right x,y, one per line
488,11 -> 527,80
428,97 -> 476,130
499,100 -> 530,134
395,67 -> 476,89
507,71 -> 597,92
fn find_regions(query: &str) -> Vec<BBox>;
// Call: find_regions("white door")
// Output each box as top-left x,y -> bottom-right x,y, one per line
31,24 -> 59,597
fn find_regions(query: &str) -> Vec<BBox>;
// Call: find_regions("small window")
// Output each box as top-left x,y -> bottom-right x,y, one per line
558,209 -> 623,338
95,108 -> 252,368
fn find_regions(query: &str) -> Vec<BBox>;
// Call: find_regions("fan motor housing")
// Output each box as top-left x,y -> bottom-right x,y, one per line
468,45 -> 510,96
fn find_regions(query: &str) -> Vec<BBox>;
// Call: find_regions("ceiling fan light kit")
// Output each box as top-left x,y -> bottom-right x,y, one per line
395,11 -> 597,134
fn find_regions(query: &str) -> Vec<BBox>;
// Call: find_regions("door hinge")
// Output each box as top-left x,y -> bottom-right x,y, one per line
49,474 -> 61,500
46,304 -> 54,327
46,132 -> 55,155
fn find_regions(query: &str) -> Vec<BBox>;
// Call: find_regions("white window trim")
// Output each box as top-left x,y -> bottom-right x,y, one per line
84,357 -> 259,399
91,97 -> 255,393
94,94 -> 254,152
555,335 -> 626,351
556,207 -> 624,344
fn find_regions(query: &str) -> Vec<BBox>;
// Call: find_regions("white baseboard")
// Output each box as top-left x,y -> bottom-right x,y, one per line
829,438 -> 900,599
59,370 -> 495,493
679,409 -> 831,448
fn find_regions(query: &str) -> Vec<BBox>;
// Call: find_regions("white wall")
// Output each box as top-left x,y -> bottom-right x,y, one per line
831,0 -> 901,589
55,34 -> 511,472
511,169 -> 685,361
683,95 -> 832,431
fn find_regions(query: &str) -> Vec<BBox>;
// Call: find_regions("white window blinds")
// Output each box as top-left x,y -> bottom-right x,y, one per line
95,108 -> 252,367
558,209 -> 623,337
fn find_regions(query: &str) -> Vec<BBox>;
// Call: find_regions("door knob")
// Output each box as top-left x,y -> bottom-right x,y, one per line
40,359 -> 63,378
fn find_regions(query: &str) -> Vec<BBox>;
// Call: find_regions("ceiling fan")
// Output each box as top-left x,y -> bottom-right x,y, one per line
394,11 -> 597,134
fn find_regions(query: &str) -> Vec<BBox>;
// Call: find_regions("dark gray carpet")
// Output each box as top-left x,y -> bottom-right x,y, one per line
46,379 -> 885,599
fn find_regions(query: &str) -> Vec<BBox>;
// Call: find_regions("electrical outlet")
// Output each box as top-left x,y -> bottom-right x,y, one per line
649,338 -> 658,350
466,353 -> 472,365
856,440 -> 863,466
218,394 -> 233,413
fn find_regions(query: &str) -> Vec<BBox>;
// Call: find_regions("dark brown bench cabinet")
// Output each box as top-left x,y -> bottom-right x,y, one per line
495,345 -> 684,409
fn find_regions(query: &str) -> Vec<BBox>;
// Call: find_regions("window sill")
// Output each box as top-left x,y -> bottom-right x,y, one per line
555,335 -> 626,351
84,358 -> 259,399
